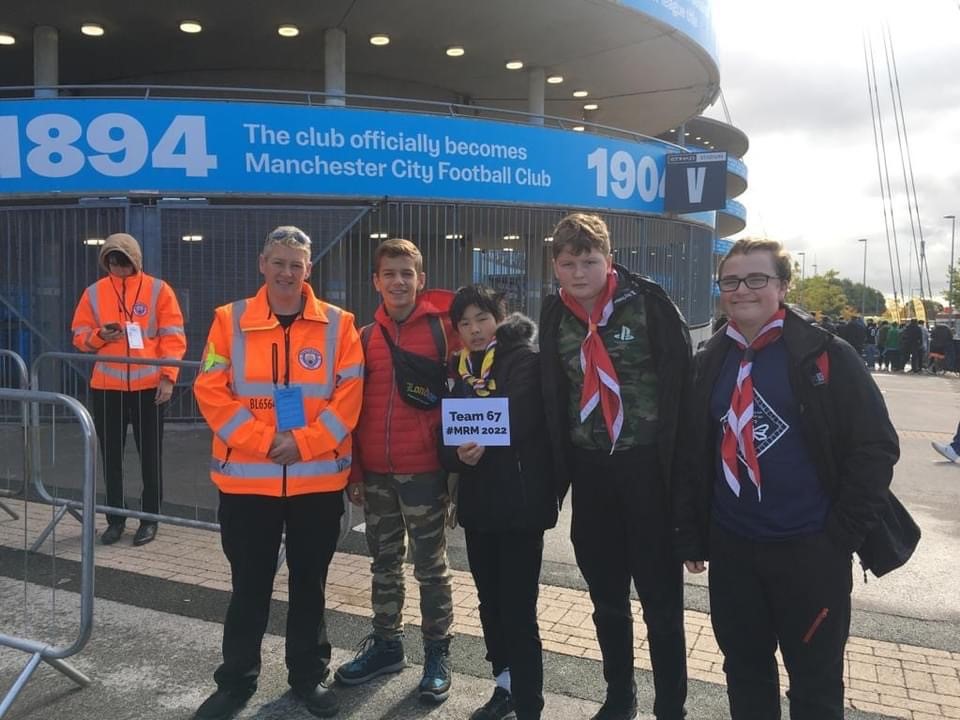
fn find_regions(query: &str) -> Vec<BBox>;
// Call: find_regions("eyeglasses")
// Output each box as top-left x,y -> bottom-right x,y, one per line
716,274 -> 780,292
268,227 -> 311,246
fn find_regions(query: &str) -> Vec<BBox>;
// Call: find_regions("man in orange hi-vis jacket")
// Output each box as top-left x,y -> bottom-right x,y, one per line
193,226 -> 363,720
71,232 -> 186,548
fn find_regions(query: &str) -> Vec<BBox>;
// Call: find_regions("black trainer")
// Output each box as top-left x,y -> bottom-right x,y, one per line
334,633 -> 407,685
293,680 -> 340,718
193,687 -> 255,720
418,638 -> 452,703
132,521 -> 158,546
100,524 -> 124,545
590,697 -> 639,720
470,686 -> 516,720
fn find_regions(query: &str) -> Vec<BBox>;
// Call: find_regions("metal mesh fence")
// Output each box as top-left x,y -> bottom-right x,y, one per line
1,200 -> 714,421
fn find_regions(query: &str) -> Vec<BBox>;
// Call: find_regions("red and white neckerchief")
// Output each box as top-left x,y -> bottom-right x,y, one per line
560,271 -> 623,452
721,308 -> 786,499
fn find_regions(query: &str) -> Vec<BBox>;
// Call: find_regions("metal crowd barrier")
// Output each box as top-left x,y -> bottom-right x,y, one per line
0,349 -> 29,521
0,386 -> 97,719
26,351 -> 353,561
27,352 -> 213,550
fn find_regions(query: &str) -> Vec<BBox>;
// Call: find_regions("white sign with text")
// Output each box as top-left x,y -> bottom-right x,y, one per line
441,397 -> 511,447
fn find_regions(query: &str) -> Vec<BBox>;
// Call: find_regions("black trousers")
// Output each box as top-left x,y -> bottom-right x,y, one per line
465,527 -> 545,720
909,347 -> 924,372
91,388 -> 164,526
708,523 -> 853,720
571,446 -> 687,720
214,491 -> 343,693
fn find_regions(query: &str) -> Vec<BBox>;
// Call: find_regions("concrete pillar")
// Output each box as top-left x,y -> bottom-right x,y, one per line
324,28 -> 346,107
33,26 -> 58,98
527,68 -> 545,125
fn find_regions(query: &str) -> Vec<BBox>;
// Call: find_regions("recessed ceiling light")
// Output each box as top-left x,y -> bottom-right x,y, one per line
505,60 -> 524,70
546,75 -> 564,84
503,247 -> 515,252
446,46 -> 465,57
81,23 -> 104,37
445,233 -> 464,240
583,103 -> 598,111
473,247 -> 483,252
369,232 -> 389,239
543,236 -> 554,243
503,234 -> 520,241
572,90 -> 589,98
181,234 -> 204,243
0,33 -> 15,45
695,136 -> 701,141
572,126 -> 585,132
179,20 -> 202,34
369,34 -> 390,46
84,238 -> 105,246
684,132 -> 691,137
278,25 -> 299,37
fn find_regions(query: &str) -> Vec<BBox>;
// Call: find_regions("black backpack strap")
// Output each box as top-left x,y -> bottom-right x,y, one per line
360,323 -> 374,377
428,314 -> 448,361
369,316 -> 447,361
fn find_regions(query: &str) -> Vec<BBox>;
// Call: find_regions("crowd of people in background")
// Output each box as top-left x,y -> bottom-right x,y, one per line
821,314 -> 957,375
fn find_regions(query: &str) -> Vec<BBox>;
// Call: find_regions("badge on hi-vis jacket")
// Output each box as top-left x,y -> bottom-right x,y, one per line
274,385 -> 306,431
125,322 -> 145,349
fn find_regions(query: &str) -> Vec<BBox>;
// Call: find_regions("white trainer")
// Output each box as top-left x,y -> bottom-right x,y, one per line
932,441 -> 959,463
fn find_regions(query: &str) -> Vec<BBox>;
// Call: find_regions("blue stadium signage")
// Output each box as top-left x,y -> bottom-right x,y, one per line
0,99 -> 676,214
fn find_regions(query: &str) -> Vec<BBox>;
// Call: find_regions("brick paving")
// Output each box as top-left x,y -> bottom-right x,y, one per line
2,499 -> 959,719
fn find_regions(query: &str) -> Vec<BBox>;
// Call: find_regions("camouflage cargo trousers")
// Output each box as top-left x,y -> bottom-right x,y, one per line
363,470 -> 453,642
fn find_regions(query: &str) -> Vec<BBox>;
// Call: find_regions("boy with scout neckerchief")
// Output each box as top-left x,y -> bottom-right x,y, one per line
539,213 -> 692,720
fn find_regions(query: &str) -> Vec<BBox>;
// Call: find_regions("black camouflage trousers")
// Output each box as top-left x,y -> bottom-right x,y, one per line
364,470 -> 453,642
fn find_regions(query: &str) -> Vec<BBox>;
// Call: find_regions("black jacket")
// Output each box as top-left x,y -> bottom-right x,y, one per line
674,308 -> 902,565
440,313 -> 559,533
900,322 -> 922,352
539,265 -> 693,505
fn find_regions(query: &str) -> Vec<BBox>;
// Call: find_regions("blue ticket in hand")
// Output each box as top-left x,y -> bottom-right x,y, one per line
273,385 -> 306,431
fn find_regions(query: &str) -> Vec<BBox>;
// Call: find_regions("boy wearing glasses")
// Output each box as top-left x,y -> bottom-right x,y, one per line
71,232 -> 186,547
675,238 -> 899,719
539,213 -> 691,720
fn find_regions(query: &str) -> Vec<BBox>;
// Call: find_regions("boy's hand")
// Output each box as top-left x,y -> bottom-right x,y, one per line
457,442 -> 485,466
347,481 -> 365,506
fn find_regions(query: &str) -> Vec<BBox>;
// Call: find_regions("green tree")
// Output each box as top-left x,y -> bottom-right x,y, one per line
946,266 -> 960,310
786,271 -> 849,317
837,278 -> 887,316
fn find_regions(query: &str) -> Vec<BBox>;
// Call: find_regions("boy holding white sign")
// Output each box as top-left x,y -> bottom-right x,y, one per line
539,213 -> 692,720
440,285 -> 558,720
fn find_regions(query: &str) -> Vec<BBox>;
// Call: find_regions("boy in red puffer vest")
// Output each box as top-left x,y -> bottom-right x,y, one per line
336,238 -> 459,704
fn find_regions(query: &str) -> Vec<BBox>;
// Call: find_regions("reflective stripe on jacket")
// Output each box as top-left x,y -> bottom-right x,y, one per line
70,272 -> 186,390
193,283 -> 363,497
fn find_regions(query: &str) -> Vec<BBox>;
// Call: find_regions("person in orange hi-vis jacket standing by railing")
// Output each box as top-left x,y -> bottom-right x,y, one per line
192,225 -> 363,720
70,232 -> 186,548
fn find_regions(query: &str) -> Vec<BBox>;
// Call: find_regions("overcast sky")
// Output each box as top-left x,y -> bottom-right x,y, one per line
708,0 -> 960,302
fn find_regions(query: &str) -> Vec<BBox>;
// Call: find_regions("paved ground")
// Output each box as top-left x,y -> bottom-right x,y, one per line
1,369 -> 959,719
